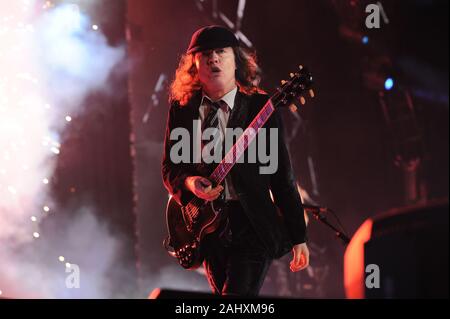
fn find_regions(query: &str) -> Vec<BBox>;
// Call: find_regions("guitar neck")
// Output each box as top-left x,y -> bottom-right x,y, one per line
209,99 -> 276,185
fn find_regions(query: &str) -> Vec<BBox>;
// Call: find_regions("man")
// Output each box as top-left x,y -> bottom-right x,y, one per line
162,25 -> 309,296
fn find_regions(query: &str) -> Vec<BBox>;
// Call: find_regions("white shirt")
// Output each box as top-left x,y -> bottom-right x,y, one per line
198,86 -> 239,200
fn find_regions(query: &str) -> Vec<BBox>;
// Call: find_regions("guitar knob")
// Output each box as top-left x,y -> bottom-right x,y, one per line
309,89 -> 315,98
289,104 -> 297,113
281,80 -> 287,85
299,96 -> 306,105
299,65 -> 303,70
290,73 -> 295,78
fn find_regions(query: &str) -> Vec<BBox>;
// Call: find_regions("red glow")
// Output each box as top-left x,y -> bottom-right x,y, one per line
147,288 -> 161,299
344,218 -> 373,299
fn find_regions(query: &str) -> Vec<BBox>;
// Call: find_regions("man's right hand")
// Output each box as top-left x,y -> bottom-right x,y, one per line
184,176 -> 224,201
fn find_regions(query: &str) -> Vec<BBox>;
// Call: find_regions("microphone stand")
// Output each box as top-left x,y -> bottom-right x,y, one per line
304,206 -> 351,245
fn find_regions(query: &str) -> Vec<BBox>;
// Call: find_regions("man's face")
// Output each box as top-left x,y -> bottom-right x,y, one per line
194,47 -> 236,92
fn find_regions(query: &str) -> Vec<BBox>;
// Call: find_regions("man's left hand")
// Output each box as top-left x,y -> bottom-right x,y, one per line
290,243 -> 310,272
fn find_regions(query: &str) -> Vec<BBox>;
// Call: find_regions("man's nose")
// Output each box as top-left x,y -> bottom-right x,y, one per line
207,51 -> 219,64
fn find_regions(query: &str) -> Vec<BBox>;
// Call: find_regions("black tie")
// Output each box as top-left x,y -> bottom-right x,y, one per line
201,100 -> 224,166
202,100 -> 221,132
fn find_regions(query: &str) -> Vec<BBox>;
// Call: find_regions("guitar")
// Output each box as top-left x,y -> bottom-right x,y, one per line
164,66 -> 314,269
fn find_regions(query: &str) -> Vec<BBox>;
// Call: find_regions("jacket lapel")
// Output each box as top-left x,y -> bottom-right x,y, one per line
187,91 -> 202,121
227,91 -> 251,129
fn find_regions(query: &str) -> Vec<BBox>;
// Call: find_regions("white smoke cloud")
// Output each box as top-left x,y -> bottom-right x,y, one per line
0,0 -> 128,298
35,2 -> 125,129
1,206 -> 122,298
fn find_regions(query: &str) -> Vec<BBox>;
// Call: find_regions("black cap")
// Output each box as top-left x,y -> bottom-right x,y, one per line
186,25 -> 239,55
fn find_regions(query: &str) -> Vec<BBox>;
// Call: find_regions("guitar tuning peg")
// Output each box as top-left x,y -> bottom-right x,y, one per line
309,89 -> 315,98
299,96 -> 306,105
281,80 -> 287,85
299,65 -> 303,70
290,72 -> 295,78
289,103 -> 298,113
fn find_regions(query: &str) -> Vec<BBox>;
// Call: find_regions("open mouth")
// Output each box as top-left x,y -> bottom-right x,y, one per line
210,66 -> 221,73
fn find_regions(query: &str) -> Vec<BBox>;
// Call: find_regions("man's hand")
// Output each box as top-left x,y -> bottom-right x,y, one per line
185,176 -> 224,201
290,243 -> 310,272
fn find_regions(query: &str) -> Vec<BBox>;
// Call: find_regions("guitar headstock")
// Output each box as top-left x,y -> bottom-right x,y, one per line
273,65 -> 314,111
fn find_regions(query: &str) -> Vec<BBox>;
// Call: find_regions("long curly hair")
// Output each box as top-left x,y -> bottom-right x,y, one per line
169,47 -> 264,106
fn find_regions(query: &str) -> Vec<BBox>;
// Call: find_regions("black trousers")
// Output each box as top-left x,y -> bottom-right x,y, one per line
202,201 -> 272,296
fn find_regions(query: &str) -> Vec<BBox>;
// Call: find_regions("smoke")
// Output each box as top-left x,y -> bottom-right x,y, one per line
0,0 -> 129,298
1,206 -> 122,298
35,2 -> 125,130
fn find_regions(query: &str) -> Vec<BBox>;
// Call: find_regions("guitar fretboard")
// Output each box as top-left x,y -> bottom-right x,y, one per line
209,99 -> 276,185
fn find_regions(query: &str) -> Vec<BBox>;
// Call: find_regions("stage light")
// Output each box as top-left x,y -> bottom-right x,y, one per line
43,206 -> 50,212
65,262 -> 71,268
384,77 -> 394,90
59,256 -> 65,262
31,216 -> 37,222
43,178 -> 49,184
362,36 -> 369,45
92,24 -> 98,31
33,232 -> 40,238
65,115 -> 72,122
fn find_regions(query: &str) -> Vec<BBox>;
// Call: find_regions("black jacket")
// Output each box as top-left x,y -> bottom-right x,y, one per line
161,90 -> 307,258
